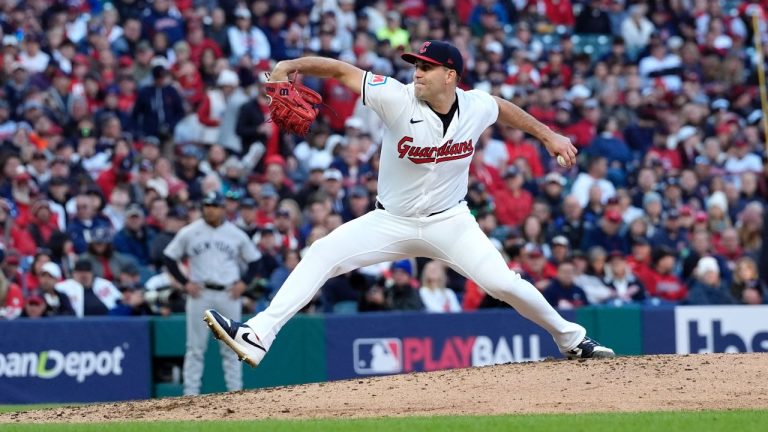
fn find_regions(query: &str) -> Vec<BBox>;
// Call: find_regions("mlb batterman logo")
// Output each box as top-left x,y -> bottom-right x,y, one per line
353,338 -> 402,374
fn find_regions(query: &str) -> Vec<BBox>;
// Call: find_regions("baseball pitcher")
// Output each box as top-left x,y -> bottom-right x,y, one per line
204,40 -> 614,368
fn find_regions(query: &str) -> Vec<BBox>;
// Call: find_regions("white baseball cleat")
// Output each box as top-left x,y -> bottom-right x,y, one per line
203,309 -> 266,368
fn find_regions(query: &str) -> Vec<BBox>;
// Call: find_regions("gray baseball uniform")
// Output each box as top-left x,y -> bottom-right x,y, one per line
164,218 -> 261,395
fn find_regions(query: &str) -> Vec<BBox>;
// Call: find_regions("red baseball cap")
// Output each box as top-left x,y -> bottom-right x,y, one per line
604,209 -> 622,223
402,40 -> 464,76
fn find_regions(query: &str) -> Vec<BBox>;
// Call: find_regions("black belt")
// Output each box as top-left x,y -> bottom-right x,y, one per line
375,201 -> 451,217
204,283 -> 227,291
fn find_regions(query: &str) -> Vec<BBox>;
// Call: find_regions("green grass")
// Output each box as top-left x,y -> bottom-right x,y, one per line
1,410 -> 767,431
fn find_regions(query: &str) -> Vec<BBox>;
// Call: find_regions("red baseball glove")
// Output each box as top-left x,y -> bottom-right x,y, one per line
264,76 -> 322,136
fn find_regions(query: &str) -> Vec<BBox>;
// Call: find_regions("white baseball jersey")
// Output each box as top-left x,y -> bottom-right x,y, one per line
164,219 -> 261,286
360,71 -> 499,217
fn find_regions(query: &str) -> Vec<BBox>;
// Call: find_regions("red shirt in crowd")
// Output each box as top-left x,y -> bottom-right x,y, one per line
505,139 -> 544,178
562,119 -> 596,149
648,147 -> 682,171
642,271 -> 687,302
1,282 -> 24,320
528,105 -> 557,129
493,188 -> 533,227
320,78 -> 359,131
189,39 -> 223,67
469,161 -> 504,193
540,0 -> 575,26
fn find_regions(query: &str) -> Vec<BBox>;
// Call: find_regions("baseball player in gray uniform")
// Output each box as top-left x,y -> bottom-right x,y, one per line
204,40 -> 614,369
164,191 -> 261,395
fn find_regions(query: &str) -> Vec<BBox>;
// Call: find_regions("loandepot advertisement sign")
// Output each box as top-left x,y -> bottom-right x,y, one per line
675,306 -> 768,354
0,318 -> 151,403
0,347 -> 126,382
326,309 -> 566,379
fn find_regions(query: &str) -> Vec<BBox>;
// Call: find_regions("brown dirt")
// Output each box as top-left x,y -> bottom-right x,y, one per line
2,353 -> 767,423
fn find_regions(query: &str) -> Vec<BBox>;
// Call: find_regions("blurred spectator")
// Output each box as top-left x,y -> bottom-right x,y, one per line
543,260 -> 590,310
521,244 -> 556,291
79,227 -> 138,282
228,7 -> 271,64
22,249 -> 53,296
175,144 -> 205,201
34,262 -> 75,317
235,93 -> 269,158
575,246 -> 613,304
467,179 -> 495,218
638,35 -> 682,92
142,0 -> 186,46
493,166 -> 533,227
268,249 -> 302,304
650,209 -> 689,253
197,69 -> 249,152
730,256 -> 766,305
642,247 -> 687,302
715,227 -> 744,268
321,270 -> 368,314
26,198 -> 62,252
0,266 -> 24,320
132,59 -> 184,141
55,258 -> 122,317
113,203 -> 156,267
570,156 -> 616,208
385,259 -> 423,311
684,256 -> 736,305
150,206 -> 188,268
551,195 -> 589,249
549,235 -> 571,266
575,0 -> 612,35
581,209 -> 629,254
376,11 -> 409,49
111,263 -> 154,316
586,116 -> 632,171
252,227 -> 281,287
66,193 -> 112,254
621,4 -> 655,58
342,185 -> 372,222
419,260 -> 461,313
603,250 -> 646,304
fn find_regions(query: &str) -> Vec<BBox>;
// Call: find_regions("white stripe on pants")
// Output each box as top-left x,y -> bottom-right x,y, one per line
184,288 -> 242,395
247,204 -> 585,353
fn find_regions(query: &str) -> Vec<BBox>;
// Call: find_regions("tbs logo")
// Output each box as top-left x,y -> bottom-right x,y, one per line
675,306 -> 768,353
353,338 -> 402,374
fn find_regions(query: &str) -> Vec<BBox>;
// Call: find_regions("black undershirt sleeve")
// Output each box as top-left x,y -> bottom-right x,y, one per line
163,255 -> 189,286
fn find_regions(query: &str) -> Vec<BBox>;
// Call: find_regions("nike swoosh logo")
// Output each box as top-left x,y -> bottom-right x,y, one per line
410,118 -> 423,124
242,332 -> 267,352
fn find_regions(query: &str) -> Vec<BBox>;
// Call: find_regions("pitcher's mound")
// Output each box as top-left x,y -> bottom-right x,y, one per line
2,353 -> 767,423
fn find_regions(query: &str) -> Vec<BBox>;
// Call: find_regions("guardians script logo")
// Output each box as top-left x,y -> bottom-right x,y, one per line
396,136 -> 474,164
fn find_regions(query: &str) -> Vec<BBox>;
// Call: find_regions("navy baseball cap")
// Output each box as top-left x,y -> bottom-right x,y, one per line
202,191 -> 225,207
402,40 -> 464,76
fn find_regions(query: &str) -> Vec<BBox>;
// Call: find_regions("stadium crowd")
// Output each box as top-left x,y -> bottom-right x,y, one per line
1,0 -> 768,321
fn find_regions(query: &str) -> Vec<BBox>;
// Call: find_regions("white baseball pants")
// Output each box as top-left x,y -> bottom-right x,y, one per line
246,203 -> 585,352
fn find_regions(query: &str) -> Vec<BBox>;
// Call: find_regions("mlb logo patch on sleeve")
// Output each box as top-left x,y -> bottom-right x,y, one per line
367,74 -> 388,86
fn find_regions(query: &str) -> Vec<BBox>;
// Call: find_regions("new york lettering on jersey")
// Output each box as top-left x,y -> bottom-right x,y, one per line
189,239 -> 238,260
